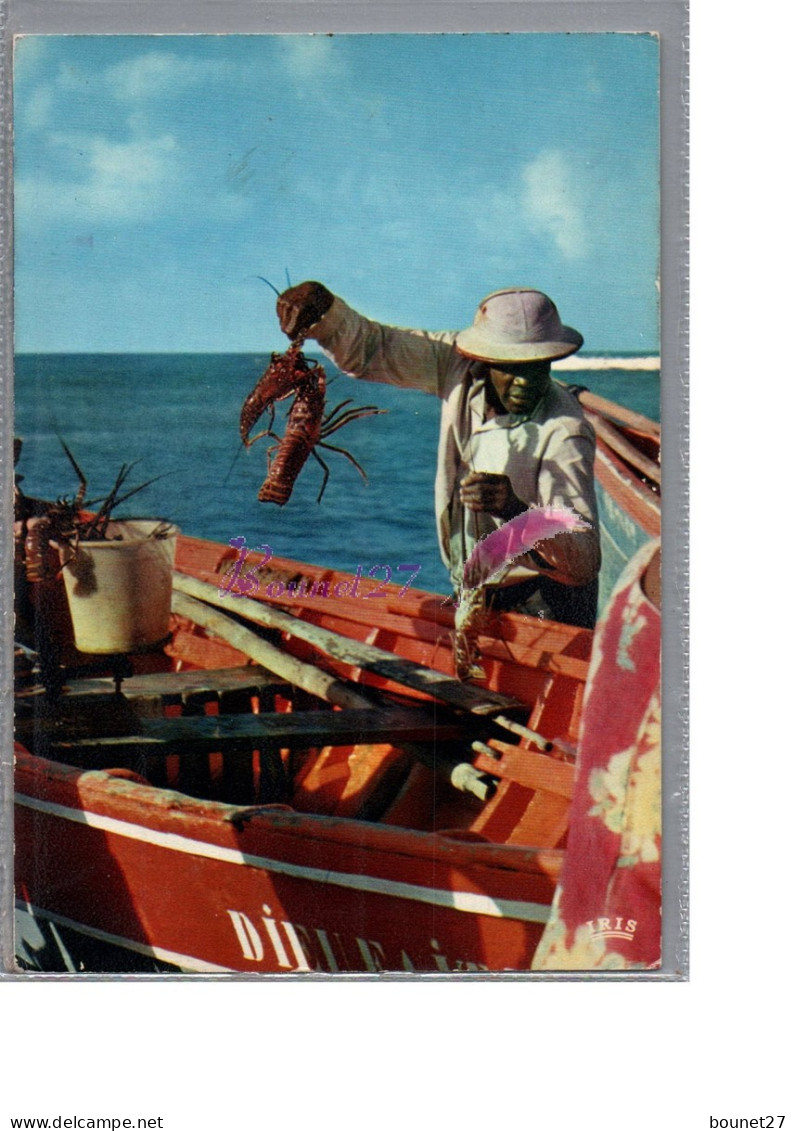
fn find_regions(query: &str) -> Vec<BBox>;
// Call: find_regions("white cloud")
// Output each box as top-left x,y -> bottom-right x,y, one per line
455,150 -> 590,266
105,52 -> 225,101
281,36 -> 347,80
520,150 -> 587,259
16,132 -> 180,224
86,133 -> 176,187
21,85 -> 55,129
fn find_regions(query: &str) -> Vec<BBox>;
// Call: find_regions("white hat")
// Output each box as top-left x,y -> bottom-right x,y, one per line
455,288 -> 583,362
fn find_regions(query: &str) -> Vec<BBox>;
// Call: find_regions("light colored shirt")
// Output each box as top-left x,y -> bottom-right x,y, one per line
312,297 -> 600,590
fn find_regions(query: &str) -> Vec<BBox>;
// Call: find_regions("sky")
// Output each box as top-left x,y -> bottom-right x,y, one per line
13,33 -> 659,353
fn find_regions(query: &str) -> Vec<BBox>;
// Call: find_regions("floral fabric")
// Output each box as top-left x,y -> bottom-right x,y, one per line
532,539 -> 661,970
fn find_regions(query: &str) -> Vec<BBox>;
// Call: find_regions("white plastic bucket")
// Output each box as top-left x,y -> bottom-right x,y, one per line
55,520 -> 178,654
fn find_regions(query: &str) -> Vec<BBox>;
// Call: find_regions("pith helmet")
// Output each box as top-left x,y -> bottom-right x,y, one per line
455,288 -> 583,362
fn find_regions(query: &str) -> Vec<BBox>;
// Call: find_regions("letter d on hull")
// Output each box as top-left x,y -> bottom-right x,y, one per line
227,909 -> 264,961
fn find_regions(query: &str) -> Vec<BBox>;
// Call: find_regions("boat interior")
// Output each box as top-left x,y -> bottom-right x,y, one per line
13,512 -> 599,872
15,610 -> 579,859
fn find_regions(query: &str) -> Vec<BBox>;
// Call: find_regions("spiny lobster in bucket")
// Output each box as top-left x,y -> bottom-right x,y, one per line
15,438 -> 166,583
239,332 -> 386,506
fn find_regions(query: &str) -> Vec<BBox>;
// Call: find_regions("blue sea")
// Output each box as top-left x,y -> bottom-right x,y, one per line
13,353 -> 659,597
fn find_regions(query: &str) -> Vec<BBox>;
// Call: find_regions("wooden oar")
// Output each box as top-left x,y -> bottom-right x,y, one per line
172,590 -> 501,800
172,572 -> 532,724
172,590 -> 373,711
556,380 -> 661,438
586,412 -> 661,485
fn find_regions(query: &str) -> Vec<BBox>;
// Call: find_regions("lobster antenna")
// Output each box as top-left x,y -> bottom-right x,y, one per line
285,268 -> 292,289
221,441 -> 247,489
57,435 -> 87,487
256,275 -> 282,298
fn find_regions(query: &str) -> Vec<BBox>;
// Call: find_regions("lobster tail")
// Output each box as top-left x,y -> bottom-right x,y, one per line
257,375 -> 325,505
258,479 -> 293,506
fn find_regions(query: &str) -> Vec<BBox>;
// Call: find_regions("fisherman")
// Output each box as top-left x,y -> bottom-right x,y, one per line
276,282 -> 601,628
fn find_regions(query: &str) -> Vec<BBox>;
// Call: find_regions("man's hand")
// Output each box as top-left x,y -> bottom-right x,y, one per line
459,472 -> 526,519
276,281 -> 335,340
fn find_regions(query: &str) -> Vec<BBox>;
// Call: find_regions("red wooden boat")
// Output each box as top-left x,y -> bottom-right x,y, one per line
13,393 -> 660,975
14,535 -> 594,974
570,385 -> 661,604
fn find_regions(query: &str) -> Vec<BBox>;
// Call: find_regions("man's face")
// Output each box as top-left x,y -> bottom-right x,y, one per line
485,359 -> 552,414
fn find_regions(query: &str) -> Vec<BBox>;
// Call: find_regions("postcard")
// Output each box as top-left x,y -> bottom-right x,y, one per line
6,25 -> 684,978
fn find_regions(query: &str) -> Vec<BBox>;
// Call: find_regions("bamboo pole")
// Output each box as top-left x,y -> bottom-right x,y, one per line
171,590 -> 373,711
492,715 -> 553,752
172,572 -> 522,717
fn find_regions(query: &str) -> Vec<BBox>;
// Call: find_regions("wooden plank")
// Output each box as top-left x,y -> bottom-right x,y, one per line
173,573 -> 523,717
186,562 -> 591,684
556,380 -> 661,438
41,707 -> 466,756
171,591 -> 374,712
506,791 -> 570,848
175,535 -> 592,674
471,740 -> 575,799
60,665 -> 286,702
219,687 -> 271,803
177,693 -> 214,797
587,411 -> 661,485
177,534 -> 454,623
167,622 -> 256,670
470,778 -> 570,847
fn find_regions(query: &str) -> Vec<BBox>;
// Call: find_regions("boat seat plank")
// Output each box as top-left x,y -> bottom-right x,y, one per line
60,665 -> 287,703
472,742 -> 575,800
39,707 -> 466,756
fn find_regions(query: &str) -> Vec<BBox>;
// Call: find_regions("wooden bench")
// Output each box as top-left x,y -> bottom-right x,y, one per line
59,665 -> 288,711
42,706 -> 465,757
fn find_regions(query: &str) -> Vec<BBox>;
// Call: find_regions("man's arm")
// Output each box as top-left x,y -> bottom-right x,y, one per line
276,282 -> 455,395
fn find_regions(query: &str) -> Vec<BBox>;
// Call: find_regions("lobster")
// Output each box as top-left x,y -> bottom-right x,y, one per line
15,439 -> 163,581
15,439 -> 89,583
239,334 -> 386,506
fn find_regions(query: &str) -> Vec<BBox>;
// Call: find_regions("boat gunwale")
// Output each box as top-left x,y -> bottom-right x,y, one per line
14,746 -> 566,880
594,438 -> 661,538
174,536 -> 595,677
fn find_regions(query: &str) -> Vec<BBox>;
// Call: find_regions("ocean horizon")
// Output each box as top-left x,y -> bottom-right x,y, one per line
13,351 -> 660,597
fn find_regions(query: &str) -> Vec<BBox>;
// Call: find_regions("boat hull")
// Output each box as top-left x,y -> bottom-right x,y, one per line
15,748 -> 561,974
594,430 -> 661,608
17,404 -> 659,975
